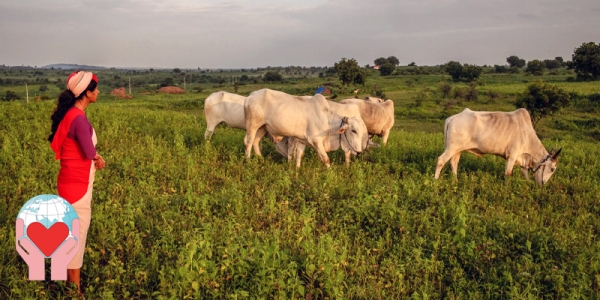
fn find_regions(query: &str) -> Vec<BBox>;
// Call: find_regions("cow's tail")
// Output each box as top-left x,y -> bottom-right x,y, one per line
443,115 -> 455,149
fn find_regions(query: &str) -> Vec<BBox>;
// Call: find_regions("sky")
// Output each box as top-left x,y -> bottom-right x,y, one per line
1,0 -> 599,69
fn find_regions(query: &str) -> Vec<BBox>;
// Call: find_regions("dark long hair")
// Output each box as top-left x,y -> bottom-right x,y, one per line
48,79 -> 97,143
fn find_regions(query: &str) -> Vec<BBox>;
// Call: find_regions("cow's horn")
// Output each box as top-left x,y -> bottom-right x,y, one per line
342,116 -> 349,123
549,147 -> 556,155
552,148 -> 562,159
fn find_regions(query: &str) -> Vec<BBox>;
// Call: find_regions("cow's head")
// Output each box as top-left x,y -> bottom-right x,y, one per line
364,96 -> 385,103
533,148 -> 562,185
338,116 -> 369,155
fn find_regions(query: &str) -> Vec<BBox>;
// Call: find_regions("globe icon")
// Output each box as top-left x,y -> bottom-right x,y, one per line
17,194 -> 79,255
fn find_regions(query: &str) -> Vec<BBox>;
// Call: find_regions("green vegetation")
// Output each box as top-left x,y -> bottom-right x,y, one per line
444,62 -> 482,82
1,67 -> 600,298
506,56 -> 526,68
571,41 -> 600,80
333,58 -> 366,87
526,60 -> 545,76
516,81 -> 571,128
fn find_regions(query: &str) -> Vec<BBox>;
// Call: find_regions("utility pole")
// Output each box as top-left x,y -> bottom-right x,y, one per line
26,83 -> 29,103
129,77 -> 131,94
183,75 -> 186,91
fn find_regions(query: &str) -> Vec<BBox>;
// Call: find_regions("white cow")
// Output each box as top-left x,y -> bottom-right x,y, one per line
273,101 -> 371,167
434,108 -> 562,185
204,91 -> 246,140
244,89 -> 369,167
339,97 -> 395,145
204,91 -> 280,156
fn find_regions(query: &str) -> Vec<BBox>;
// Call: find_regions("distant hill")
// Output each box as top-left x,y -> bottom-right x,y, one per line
41,64 -> 107,70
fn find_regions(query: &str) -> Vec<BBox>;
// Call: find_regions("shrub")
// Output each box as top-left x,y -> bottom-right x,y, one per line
464,83 -> 479,102
515,80 -> 570,128
439,82 -> 452,99
526,60 -> 545,76
263,71 -> 283,82
3,90 -> 20,101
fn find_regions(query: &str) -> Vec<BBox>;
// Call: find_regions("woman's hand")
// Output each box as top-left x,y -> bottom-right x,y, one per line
94,154 -> 106,170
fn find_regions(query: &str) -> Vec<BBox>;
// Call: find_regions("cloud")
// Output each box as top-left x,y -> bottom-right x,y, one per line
1,0 -> 599,68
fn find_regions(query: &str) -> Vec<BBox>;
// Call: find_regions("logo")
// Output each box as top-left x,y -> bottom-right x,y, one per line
15,194 -> 80,281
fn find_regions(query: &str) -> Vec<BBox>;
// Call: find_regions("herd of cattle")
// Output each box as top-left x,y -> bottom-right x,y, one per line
203,89 -> 561,185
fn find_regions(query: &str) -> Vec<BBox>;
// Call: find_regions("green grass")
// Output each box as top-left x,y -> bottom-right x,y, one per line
1,72 -> 600,299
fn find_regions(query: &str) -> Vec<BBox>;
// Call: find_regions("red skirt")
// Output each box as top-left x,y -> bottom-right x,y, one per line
57,159 -> 92,204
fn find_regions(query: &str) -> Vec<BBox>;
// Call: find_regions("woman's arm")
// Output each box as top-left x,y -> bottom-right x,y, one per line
70,115 -> 97,160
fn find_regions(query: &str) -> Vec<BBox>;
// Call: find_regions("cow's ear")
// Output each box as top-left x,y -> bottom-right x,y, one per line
337,123 -> 349,134
552,148 -> 562,160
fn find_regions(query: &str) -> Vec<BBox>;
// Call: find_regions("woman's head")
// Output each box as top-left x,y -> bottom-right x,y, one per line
48,71 -> 98,142
67,71 -> 98,99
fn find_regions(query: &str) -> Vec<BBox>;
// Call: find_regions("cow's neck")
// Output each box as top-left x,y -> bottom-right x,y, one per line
521,137 -> 549,169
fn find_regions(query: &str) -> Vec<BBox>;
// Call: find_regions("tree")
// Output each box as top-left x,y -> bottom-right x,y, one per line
494,65 -> 508,73
507,55 -> 526,68
325,67 -> 337,77
334,58 -> 365,86
160,77 -> 174,87
571,42 -> 600,80
444,61 -> 482,82
378,63 -> 395,76
408,62 -> 416,67
386,56 -> 400,66
374,57 -> 387,66
263,71 -> 283,82
543,59 -> 561,70
445,61 -> 463,81
526,60 -> 545,75
173,68 -> 181,73
515,81 -> 570,128
461,64 -> 483,82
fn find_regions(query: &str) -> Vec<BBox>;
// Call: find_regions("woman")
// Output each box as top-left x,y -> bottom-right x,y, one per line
48,70 -> 105,294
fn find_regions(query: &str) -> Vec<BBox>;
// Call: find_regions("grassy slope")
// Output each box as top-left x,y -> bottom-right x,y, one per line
1,73 -> 600,299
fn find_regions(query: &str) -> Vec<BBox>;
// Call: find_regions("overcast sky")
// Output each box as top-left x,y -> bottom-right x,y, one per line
1,0 -> 599,69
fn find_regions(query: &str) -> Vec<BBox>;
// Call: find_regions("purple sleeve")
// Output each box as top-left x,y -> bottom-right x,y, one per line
67,115 -> 97,160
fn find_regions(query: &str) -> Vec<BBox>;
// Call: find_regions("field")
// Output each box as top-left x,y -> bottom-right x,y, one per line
1,69 -> 600,299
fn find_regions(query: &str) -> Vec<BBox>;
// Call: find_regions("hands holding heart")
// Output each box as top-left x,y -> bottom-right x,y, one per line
16,218 -> 80,280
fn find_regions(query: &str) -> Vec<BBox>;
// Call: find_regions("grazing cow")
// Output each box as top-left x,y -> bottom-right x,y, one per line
204,91 -> 280,156
204,91 -> 246,140
434,108 -> 562,185
244,89 -> 369,167
273,101 -> 375,167
339,97 -> 395,145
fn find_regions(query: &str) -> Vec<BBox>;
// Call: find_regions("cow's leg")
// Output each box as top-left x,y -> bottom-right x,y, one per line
295,143 -> 307,168
204,116 -> 219,141
288,139 -> 298,162
435,149 -> 456,179
251,127 -> 268,157
520,167 -> 529,180
243,126 -> 260,159
344,150 -> 352,165
314,142 -> 331,168
450,152 -> 462,179
381,128 -> 391,146
505,157 -> 517,176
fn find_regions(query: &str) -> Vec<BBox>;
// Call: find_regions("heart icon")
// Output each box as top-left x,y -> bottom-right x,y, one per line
26,222 -> 69,257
